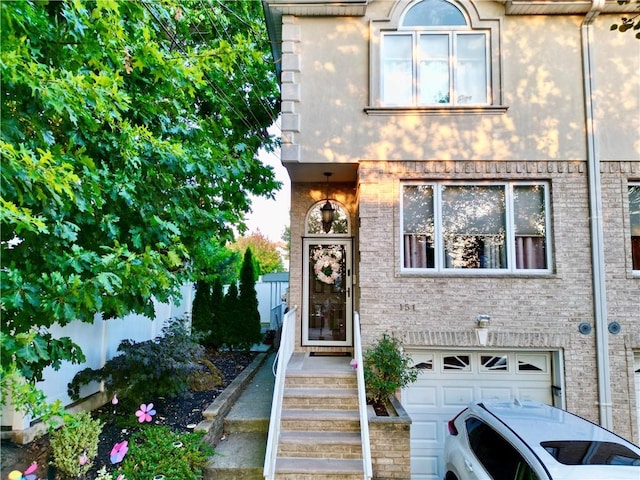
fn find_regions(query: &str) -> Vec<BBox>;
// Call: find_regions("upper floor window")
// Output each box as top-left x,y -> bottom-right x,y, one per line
382,0 -> 488,106
630,184 -> 640,272
368,0 -> 504,112
402,182 -> 551,273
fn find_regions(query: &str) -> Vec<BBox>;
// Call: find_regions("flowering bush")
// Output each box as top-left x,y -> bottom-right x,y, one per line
312,247 -> 342,284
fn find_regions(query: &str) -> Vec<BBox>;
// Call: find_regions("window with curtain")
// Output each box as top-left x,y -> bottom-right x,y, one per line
630,184 -> 640,272
380,0 -> 489,107
401,182 -> 550,272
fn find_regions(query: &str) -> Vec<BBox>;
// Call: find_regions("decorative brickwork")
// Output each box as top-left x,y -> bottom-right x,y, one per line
368,396 -> 412,480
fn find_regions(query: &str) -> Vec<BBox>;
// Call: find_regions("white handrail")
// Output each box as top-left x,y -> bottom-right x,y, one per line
354,311 -> 373,479
263,305 -> 297,480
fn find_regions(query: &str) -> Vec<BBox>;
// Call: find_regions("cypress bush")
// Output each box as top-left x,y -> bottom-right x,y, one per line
191,281 -> 213,345
238,248 -> 263,351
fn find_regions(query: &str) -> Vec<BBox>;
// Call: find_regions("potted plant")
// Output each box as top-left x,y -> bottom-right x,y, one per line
363,333 -> 417,479
363,333 -> 418,416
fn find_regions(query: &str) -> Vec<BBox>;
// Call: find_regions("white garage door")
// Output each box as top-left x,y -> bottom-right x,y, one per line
403,350 -> 553,480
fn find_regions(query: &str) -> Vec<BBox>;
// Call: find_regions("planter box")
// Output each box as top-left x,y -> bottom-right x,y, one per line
368,395 -> 411,480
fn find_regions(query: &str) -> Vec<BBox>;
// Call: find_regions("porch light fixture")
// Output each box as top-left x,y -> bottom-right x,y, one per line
476,314 -> 490,328
476,314 -> 490,346
320,172 -> 335,233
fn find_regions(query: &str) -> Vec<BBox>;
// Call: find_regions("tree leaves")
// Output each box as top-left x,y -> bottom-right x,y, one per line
1,0 -> 280,391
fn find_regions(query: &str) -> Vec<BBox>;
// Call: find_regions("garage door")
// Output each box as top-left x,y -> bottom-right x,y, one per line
402,350 -> 553,480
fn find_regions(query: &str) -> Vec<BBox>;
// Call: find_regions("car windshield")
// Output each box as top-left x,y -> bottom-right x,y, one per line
541,441 -> 640,466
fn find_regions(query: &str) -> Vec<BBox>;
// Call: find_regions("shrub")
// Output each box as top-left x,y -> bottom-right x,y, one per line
49,411 -> 103,479
237,248 -> 262,351
68,318 -> 204,405
116,426 -> 214,480
209,277 -> 225,348
363,333 -> 418,405
191,281 -> 213,345
221,281 -> 239,350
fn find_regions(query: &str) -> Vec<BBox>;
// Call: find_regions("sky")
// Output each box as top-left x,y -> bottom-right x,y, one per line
244,146 -> 290,243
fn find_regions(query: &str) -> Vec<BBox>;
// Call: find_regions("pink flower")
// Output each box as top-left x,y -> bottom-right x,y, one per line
24,463 -> 38,476
112,393 -> 119,405
116,475 -> 126,480
10,462 -> 38,480
79,452 -> 88,465
135,403 -> 156,423
350,358 -> 358,369
110,441 -> 129,464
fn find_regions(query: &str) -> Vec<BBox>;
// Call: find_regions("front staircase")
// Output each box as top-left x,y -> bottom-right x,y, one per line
273,352 -> 365,479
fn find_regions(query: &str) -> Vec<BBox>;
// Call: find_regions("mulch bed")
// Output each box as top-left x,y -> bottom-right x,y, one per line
1,348 -> 257,480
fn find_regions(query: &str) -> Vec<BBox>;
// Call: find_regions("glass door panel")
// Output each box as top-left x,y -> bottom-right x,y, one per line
303,239 -> 352,346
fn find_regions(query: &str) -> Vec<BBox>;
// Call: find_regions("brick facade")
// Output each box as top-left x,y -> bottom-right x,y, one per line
265,0 -> 640,460
368,396 -> 412,480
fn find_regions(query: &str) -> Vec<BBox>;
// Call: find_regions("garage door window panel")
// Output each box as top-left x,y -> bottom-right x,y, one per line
443,354 -> 471,371
517,354 -> 548,374
480,355 -> 509,372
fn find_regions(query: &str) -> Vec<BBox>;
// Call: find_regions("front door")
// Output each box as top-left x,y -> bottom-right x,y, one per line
302,238 -> 352,346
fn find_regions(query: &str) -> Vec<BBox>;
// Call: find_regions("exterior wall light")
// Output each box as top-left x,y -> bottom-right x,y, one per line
476,314 -> 490,346
477,314 -> 491,328
321,172 -> 335,233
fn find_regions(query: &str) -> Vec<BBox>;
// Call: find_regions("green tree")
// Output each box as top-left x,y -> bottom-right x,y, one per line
193,241 -> 242,286
281,225 -> 291,266
237,248 -> 263,350
611,0 -> 640,38
1,0 -> 279,415
230,231 -> 285,275
191,281 -> 213,345
222,281 -> 239,350
209,277 -> 225,349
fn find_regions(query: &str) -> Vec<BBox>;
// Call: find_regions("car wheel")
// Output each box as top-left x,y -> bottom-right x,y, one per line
445,472 -> 459,480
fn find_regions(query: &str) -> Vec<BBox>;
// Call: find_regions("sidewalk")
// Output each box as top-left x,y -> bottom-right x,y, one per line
202,349 -> 276,480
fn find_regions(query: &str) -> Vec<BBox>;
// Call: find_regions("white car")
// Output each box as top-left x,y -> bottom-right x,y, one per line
444,399 -> 640,480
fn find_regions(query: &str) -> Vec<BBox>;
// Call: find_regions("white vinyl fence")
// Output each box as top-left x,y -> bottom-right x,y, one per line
1,283 -> 193,440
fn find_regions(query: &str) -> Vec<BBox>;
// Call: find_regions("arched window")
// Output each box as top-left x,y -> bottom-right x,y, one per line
372,0 -> 502,110
306,201 -> 350,236
402,0 -> 466,26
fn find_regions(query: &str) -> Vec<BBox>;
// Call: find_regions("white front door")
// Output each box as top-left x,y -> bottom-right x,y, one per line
302,238 -> 352,346
403,350 -> 553,480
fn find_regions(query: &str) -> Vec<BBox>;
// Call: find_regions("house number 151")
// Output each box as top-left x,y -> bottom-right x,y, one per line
400,304 -> 416,311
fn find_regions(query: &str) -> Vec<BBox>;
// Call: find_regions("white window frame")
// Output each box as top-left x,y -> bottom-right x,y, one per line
380,29 -> 490,107
400,181 -> 552,274
367,0 -> 505,115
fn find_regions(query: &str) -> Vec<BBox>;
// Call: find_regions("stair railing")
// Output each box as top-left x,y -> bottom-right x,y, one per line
354,311 -> 373,479
263,305 -> 297,480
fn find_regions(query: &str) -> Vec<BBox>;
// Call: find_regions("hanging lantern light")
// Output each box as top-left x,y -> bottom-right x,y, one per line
321,172 -> 335,233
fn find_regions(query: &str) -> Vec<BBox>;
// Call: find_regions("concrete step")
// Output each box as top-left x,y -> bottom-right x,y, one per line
204,432 -> 266,480
280,408 -> 360,432
275,457 -> 364,479
284,370 -> 356,389
278,430 -> 362,459
282,387 -> 359,409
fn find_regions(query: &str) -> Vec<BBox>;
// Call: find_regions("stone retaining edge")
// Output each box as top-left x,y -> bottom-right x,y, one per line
196,350 -> 271,445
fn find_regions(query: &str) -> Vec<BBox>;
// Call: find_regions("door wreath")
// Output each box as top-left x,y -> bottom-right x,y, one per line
313,248 -> 342,285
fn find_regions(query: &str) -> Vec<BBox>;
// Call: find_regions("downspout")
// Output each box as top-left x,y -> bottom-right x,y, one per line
581,0 -> 612,430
